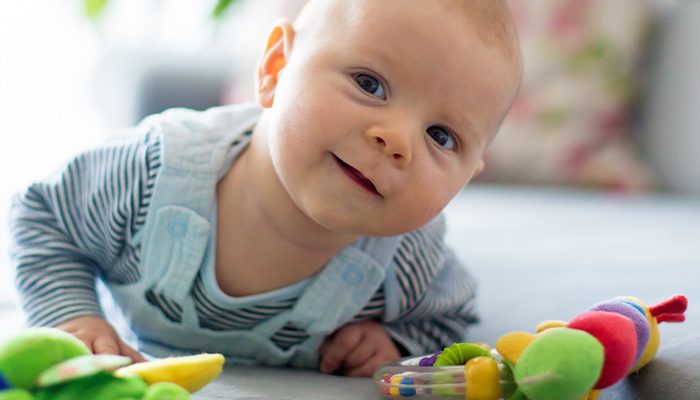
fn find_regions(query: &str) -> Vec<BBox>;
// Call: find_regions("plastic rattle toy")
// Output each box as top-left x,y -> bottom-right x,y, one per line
0,327 -> 225,400
373,294 -> 688,400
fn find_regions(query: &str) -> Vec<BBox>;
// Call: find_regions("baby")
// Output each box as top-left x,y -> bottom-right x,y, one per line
9,0 -> 521,377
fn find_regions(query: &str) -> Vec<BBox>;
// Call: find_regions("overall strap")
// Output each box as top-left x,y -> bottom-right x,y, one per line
142,206 -> 211,302
353,235 -> 403,270
287,236 -> 402,335
354,235 -> 404,321
138,105 -> 260,300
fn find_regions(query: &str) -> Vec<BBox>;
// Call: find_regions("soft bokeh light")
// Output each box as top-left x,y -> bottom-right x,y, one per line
0,0 -> 303,329
0,2 -> 104,308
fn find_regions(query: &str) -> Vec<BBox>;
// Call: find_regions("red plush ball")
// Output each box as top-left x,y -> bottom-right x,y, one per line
567,311 -> 637,389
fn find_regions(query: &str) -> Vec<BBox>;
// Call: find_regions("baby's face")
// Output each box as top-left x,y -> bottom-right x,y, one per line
263,0 -> 520,236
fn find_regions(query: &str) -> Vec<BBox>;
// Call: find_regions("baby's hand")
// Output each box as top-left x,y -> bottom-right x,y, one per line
319,320 -> 401,377
55,315 -> 145,363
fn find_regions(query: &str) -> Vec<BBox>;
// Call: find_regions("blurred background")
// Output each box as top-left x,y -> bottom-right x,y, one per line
1,0 -> 698,338
0,0 -> 306,330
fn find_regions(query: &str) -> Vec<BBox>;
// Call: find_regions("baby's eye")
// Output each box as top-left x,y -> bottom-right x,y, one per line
353,73 -> 386,100
426,126 -> 456,150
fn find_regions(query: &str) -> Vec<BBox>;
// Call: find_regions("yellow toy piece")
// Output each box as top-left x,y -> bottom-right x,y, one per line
535,320 -> 567,333
619,296 -> 660,372
116,353 -> 225,393
495,331 -> 535,364
464,356 -> 500,400
389,375 -> 403,397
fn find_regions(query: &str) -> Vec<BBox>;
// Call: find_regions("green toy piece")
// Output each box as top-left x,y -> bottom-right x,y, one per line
514,328 -> 604,400
142,382 -> 191,400
0,328 -> 90,390
37,354 -> 132,387
0,328 -> 223,399
433,342 -> 492,367
0,389 -> 34,400
34,373 -> 148,400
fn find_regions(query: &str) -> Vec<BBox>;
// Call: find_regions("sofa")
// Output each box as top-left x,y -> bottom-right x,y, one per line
5,1 -> 698,399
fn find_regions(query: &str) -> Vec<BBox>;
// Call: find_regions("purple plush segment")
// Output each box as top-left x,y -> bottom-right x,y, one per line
418,351 -> 442,367
590,300 -> 651,363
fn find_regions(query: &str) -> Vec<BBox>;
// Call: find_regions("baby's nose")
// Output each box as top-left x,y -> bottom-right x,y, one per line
365,127 -> 412,169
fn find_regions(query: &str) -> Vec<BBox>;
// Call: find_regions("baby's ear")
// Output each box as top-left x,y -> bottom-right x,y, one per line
256,20 -> 295,108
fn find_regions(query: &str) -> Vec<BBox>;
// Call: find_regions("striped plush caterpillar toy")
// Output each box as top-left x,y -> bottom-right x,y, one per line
375,294 -> 688,400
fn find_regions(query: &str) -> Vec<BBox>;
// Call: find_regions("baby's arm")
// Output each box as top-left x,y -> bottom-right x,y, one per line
318,258 -> 475,377
319,220 -> 477,377
9,130 -> 159,360
383,246 -> 478,355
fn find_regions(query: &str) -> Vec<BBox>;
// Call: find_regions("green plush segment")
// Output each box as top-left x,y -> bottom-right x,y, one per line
433,343 -> 490,366
506,388 -> 529,400
34,373 -> 147,400
144,382 -> 191,400
514,328 -> 604,400
37,354 -> 132,387
0,389 -> 35,400
499,360 -> 518,399
0,328 -> 90,390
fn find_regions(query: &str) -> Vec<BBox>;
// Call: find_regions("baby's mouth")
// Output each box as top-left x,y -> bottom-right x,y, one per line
332,154 -> 382,197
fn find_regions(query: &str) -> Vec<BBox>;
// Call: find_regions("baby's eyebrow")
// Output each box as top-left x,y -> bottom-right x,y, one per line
353,44 -> 400,70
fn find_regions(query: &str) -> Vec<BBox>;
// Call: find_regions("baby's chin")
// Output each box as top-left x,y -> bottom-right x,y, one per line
310,210 -> 430,238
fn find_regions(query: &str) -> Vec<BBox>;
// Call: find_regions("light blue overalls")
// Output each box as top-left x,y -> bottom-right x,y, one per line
106,105 -> 403,368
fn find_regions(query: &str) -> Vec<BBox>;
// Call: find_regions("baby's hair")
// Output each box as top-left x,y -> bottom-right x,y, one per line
440,0 -> 521,63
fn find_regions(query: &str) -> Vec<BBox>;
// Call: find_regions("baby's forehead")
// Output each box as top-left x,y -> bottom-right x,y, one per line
295,0 -> 520,65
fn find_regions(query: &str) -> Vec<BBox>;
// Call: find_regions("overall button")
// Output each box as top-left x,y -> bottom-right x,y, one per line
342,265 -> 364,285
167,218 -> 188,239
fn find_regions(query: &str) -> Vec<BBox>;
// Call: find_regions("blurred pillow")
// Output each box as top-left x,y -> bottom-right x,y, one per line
481,0 -> 656,192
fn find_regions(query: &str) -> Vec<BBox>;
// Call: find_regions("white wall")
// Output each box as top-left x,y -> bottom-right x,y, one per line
0,2 -> 105,315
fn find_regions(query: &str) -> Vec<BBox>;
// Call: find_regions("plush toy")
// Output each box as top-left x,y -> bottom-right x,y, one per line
0,328 -> 225,400
375,294 -> 688,400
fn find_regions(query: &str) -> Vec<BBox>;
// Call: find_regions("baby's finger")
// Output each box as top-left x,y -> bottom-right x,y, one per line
319,339 -> 332,356
342,341 -> 375,370
320,343 -> 346,374
320,331 -> 362,374
92,335 -> 121,356
119,341 -> 146,363
345,353 -> 387,378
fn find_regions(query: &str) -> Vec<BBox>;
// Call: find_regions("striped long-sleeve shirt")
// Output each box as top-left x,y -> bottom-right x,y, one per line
9,123 -> 478,355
